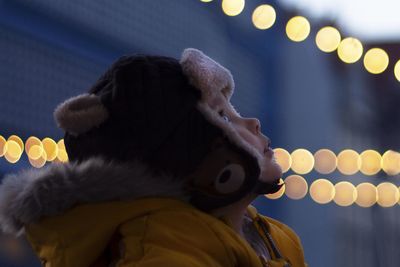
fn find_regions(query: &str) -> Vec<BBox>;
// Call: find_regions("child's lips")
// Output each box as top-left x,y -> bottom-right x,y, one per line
264,146 -> 274,157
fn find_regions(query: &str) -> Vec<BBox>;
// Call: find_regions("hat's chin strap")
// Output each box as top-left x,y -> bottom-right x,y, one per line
252,179 -> 283,195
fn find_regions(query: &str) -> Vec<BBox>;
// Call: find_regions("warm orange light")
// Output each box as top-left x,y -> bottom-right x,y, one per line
252,4 -> 276,30
57,149 -> 69,163
337,149 -> 361,175
29,150 -> 47,168
221,0 -> 245,16
360,150 -> 381,175
42,137 -> 58,161
337,37 -> 363,64
0,135 -> 7,157
376,182 -> 399,207
355,183 -> 377,208
25,136 -> 42,156
4,140 -> 22,163
334,181 -> 357,206
313,149 -> 337,174
290,149 -> 314,174
284,175 -> 308,200
8,135 -> 24,152
273,148 -> 292,173
381,150 -> 400,175
286,16 -> 311,42
309,179 -> 335,204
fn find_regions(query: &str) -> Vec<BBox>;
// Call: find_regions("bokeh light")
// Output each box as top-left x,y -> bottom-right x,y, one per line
337,149 -> 361,175
355,183 -> 377,208
29,149 -> 47,168
4,140 -> 22,163
200,0 -> 213,2
57,148 -> 69,163
252,4 -> 276,30
395,60 -> 400,82
284,175 -> 308,200
334,181 -> 357,206
309,179 -> 335,204
57,139 -> 66,150
273,148 -> 292,173
286,16 -> 310,42
376,182 -> 399,207
25,136 -> 42,156
363,48 -> 389,74
360,150 -> 382,175
42,137 -> 58,161
265,178 -> 285,199
315,26 -> 341,53
337,37 -> 363,64
28,145 -> 44,160
8,135 -> 24,152
291,149 -> 314,174
381,150 -> 400,175
221,0 -> 245,16
0,135 -> 7,157
313,149 -> 337,174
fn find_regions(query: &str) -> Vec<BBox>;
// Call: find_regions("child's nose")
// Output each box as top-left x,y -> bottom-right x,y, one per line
244,118 -> 261,135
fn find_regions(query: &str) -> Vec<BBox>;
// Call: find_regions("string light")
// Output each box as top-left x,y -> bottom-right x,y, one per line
29,149 -> 47,168
360,150 -> 381,175
252,4 -> 276,30
363,48 -> 389,74
4,140 -> 22,164
313,149 -> 337,174
273,148 -> 292,173
376,182 -> 399,207
337,37 -> 363,64
337,149 -> 361,175
0,135 -> 7,157
221,0 -> 245,16
42,137 -> 58,161
355,183 -> 377,208
284,175 -> 308,200
309,179 -> 335,204
315,26 -> 341,53
395,60 -> 400,82
290,149 -> 314,174
25,136 -> 42,156
8,135 -> 24,152
381,150 -> 400,175
334,181 -> 357,206
286,16 -> 310,42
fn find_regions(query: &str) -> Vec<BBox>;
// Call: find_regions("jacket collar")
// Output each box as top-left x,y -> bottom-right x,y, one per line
0,157 -> 187,235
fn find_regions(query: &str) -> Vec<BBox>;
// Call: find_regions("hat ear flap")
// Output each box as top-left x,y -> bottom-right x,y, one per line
214,163 -> 246,194
54,94 -> 109,136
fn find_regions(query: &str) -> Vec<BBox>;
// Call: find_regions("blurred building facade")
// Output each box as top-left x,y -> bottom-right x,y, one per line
0,1 -> 399,266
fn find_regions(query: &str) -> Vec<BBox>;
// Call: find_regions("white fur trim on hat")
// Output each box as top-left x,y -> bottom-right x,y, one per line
54,94 -> 109,136
180,48 -> 234,102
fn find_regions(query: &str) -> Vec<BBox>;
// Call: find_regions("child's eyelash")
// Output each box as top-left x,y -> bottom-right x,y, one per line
218,110 -> 230,122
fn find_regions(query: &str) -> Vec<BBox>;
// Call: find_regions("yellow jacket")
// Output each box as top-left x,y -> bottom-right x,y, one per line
0,158 -> 306,267
26,198 -> 306,267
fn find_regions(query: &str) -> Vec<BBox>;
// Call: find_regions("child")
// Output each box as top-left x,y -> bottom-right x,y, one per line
0,48 -> 306,266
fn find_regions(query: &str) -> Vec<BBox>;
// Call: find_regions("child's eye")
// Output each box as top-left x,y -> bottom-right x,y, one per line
218,110 -> 230,122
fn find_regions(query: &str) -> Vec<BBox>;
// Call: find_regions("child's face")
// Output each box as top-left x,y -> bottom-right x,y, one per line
208,92 -> 283,183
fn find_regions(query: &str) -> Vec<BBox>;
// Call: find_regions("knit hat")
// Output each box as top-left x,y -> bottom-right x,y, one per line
54,49 -> 281,211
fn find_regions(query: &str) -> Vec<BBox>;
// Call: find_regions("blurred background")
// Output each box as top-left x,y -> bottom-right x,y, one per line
0,0 -> 400,266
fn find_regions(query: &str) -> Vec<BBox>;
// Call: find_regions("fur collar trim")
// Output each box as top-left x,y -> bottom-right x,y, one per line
0,157 -> 187,235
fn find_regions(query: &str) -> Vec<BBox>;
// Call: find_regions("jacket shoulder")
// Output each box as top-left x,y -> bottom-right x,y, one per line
118,206 -> 245,267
